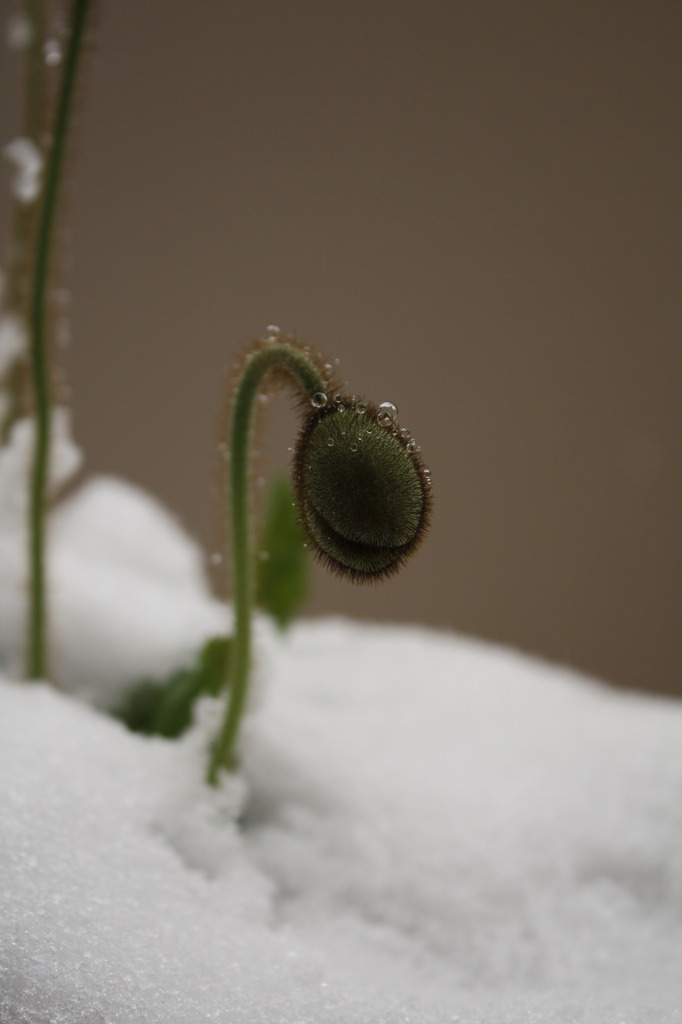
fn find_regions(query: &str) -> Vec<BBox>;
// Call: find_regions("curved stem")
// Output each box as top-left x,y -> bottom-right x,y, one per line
207,342 -> 326,784
27,0 -> 92,679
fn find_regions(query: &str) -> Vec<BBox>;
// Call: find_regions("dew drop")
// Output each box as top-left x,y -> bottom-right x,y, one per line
336,402 -> 345,413
323,363 -> 333,376
377,401 -> 398,426
311,391 -> 328,409
400,426 -> 410,438
350,441 -> 358,452
53,286 -> 70,309
265,324 -> 280,337
356,400 -> 368,414
327,437 -> 334,447
3,137 -> 43,203
406,438 -> 418,453
55,318 -> 71,348
43,39 -> 62,65
6,11 -> 33,50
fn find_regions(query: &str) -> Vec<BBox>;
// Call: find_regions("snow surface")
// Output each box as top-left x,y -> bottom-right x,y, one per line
1,475 -> 681,1022
2,624 -> 682,1023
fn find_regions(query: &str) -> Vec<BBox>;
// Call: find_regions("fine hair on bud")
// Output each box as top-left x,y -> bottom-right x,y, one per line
293,398 -> 432,582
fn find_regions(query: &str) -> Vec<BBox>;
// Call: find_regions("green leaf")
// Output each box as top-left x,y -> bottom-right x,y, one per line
115,680 -> 167,735
255,475 -> 311,630
114,636 -> 231,738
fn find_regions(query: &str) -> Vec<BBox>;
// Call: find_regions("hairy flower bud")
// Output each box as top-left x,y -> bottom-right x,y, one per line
293,400 -> 432,581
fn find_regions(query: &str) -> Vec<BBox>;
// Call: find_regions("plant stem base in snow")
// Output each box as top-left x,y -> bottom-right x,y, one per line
208,338 -> 327,783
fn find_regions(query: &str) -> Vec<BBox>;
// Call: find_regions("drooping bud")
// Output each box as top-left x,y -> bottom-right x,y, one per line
293,400 -> 432,581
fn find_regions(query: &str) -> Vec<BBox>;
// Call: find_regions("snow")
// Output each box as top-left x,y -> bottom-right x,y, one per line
1,475 -> 681,1022
48,475 -> 227,706
0,422 -> 225,702
2,137 -> 44,203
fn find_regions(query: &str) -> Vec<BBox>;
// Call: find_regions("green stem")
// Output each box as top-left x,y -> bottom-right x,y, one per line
27,0 -> 92,680
207,342 -> 326,784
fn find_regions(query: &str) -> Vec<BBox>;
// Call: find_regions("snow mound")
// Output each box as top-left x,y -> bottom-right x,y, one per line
0,467 -> 227,705
52,475 -> 212,593
48,476 -> 228,706
1,621 -> 681,1023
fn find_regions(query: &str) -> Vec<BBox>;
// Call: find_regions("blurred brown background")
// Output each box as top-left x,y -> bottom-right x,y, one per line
1,1 -> 680,695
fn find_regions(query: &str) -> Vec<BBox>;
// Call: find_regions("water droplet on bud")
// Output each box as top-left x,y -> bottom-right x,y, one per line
311,391 -> 328,409
356,400 -> 368,414
327,438 -> 335,447
350,441 -> 358,452
377,401 -> 398,426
